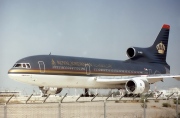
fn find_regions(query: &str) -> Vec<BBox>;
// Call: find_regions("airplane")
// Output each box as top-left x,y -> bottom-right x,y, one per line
8,24 -> 180,96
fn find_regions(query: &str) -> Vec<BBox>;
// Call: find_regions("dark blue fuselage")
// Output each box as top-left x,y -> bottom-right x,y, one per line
9,55 -> 169,76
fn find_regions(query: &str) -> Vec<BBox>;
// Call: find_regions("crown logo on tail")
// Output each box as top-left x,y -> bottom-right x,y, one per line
156,41 -> 165,54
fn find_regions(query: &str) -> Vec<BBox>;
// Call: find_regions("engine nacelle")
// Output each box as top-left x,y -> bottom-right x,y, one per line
125,77 -> 150,94
126,47 -> 144,59
39,87 -> 62,95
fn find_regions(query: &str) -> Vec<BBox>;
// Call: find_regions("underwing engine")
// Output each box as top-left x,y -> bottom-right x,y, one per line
125,77 -> 150,94
39,87 -> 62,96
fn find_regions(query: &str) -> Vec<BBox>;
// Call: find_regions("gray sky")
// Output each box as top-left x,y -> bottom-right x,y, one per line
0,0 -> 180,94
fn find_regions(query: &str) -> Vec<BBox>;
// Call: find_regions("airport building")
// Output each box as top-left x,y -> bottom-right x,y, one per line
0,91 -> 21,97
153,87 -> 180,98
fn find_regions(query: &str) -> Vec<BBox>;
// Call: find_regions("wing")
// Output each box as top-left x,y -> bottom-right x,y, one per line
147,75 -> 180,83
95,74 -> 180,94
96,75 -> 180,84
95,76 -> 132,84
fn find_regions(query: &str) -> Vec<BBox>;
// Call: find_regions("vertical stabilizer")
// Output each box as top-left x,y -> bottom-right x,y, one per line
149,24 -> 170,64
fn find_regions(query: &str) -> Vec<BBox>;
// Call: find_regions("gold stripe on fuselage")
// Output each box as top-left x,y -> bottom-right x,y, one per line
8,69 -> 140,76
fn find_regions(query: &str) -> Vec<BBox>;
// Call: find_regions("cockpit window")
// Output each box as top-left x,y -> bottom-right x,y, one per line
14,64 -> 22,68
23,64 -> 26,68
13,63 -> 31,69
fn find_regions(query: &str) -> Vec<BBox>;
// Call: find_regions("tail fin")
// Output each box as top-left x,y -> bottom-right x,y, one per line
148,24 -> 170,64
126,24 -> 170,66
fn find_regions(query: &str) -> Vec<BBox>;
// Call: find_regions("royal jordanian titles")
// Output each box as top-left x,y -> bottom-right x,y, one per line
8,24 -> 180,96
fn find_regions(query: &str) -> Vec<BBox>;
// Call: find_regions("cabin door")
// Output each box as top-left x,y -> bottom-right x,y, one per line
85,64 -> 91,75
38,61 -> 45,73
148,69 -> 152,74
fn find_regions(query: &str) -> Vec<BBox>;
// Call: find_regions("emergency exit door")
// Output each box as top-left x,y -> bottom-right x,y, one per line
38,61 -> 45,73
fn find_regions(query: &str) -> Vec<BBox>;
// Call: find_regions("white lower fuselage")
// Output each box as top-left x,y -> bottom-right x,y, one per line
8,74 -> 122,89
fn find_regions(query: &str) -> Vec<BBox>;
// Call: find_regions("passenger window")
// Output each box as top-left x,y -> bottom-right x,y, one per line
26,64 -> 31,68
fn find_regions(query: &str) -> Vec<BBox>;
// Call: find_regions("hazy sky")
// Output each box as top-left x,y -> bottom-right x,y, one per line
0,0 -> 180,94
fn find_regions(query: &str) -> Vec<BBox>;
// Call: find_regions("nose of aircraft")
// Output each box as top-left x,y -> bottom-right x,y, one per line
8,68 -> 18,81
8,68 -> 16,75
8,62 -> 32,81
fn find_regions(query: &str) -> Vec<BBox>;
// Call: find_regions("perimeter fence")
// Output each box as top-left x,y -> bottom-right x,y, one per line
0,93 -> 179,118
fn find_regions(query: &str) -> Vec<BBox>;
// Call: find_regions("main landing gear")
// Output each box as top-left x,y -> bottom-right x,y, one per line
80,88 -> 95,97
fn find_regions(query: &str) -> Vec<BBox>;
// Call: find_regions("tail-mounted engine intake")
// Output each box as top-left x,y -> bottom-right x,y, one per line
126,47 -> 144,59
39,87 -> 62,95
125,77 -> 150,94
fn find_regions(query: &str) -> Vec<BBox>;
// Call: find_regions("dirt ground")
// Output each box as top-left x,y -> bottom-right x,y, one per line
0,98 -> 179,118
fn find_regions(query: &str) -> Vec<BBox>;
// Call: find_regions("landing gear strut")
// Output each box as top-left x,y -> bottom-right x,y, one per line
84,88 -> 89,97
80,88 -> 95,97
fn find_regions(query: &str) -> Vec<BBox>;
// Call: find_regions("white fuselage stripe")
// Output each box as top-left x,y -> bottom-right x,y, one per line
8,74 -> 123,89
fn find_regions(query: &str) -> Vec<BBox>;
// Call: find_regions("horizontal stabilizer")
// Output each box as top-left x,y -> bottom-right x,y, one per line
173,75 -> 180,81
